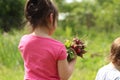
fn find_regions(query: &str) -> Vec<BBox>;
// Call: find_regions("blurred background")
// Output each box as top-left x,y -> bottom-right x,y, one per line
0,0 -> 120,80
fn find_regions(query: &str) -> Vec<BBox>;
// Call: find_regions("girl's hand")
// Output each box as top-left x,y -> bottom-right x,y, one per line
67,48 -> 77,62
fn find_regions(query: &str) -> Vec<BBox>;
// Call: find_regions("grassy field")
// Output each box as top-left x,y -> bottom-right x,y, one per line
0,65 -> 23,80
0,28 -> 120,80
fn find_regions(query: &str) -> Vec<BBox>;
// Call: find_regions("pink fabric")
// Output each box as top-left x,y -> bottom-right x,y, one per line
18,34 -> 67,80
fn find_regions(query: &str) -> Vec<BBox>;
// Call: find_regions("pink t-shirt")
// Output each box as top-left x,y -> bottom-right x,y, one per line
18,34 -> 67,80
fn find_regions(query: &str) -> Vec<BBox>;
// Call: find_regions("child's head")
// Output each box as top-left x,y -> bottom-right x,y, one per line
110,37 -> 120,66
25,0 -> 58,31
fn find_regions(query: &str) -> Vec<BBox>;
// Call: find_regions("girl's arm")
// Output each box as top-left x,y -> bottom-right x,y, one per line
58,58 -> 76,80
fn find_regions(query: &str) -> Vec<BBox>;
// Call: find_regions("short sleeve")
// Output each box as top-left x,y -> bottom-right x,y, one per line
18,35 -> 27,53
58,46 -> 67,60
18,39 -> 24,53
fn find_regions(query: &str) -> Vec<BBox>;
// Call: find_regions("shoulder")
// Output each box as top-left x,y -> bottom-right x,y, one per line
48,38 -> 65,48
18,34 -> 32,48
50,38 -> 64,45
19,34 -> 31,44
97,64 -> 110,73
95,64 -> 112,80
96,65 -> 108,75
97,63 -> 116,73
96,64 -> 120,80
19,34 -> 30,42
18,34 -> 29,52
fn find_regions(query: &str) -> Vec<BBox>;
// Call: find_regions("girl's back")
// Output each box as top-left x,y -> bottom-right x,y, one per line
19,34 -> 67,80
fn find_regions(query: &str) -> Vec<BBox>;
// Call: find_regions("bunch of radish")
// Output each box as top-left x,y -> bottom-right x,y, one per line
65,38 -> 86,62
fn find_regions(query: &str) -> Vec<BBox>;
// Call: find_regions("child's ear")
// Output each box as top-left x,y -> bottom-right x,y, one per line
49,13 -> 54,25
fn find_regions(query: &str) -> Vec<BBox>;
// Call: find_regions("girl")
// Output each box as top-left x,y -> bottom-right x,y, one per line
18,0 -> 77,80
95,37 -> 120,80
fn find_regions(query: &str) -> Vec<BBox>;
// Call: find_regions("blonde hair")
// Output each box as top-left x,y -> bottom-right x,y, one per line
110,37 -> 120,66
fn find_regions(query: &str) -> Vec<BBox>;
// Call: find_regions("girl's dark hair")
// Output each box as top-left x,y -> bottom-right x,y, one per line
25,0 -> 58,29
109,37 -> 120,66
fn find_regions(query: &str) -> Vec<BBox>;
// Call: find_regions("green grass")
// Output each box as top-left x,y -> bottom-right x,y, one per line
0,28 -> 120,80
0,65 -> 24,80
0,32 -> 23,68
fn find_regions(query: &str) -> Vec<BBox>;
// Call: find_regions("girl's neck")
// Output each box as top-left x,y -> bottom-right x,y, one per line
111,62 -> 120,71
32,27 -> 52,38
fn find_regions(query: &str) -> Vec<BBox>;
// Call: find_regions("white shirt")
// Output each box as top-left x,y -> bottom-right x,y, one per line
95,63 -> 120,80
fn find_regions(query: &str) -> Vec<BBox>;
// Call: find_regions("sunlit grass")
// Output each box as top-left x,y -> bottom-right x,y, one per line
0,65 -> 24,80
0,28 -> 120,80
